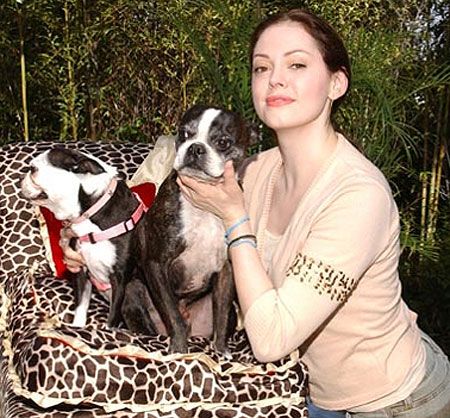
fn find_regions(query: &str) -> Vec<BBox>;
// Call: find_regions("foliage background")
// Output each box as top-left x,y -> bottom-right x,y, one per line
0,0 -> 449,352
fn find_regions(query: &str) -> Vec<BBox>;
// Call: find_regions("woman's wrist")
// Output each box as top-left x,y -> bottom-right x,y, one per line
224,214 -> 249,238
227,233 -> 257,250
223,208 -> 248,229
223,212 -> 253,244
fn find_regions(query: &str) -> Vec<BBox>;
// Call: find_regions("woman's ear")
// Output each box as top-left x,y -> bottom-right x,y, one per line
329,70 -> 348,101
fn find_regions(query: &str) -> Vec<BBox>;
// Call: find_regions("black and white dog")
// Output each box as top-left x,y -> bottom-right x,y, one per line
20,147 -> 157,335
141,104 -> 257,353
21,104 -> 256,353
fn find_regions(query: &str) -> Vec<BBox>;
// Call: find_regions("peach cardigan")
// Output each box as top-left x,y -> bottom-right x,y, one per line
241,135 -> 426,411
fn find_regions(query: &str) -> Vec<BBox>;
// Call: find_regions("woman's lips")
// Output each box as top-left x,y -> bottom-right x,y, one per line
266,96 -> 294,107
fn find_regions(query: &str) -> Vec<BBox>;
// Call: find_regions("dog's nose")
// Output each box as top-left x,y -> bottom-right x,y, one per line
187,143 -> 206,157
30,165 -> 38,174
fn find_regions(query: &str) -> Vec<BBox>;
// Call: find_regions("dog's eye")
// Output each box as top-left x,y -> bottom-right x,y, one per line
179,128 -> 193,141
217,137 -> 231,151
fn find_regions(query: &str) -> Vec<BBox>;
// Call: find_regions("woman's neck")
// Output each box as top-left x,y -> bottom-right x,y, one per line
265,122 -> 339,236
275,122 -> 338,192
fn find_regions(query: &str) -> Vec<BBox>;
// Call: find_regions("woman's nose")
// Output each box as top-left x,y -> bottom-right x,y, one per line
269,66 -> 286,88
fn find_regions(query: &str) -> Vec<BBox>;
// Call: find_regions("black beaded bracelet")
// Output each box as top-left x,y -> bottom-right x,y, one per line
227,234 -> 257,250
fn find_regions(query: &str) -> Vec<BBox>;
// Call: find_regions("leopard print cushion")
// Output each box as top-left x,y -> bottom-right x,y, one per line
0,142 -> 308,417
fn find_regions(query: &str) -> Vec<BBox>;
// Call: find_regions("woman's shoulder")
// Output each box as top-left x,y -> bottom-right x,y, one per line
239,146 -> 280,181
337,135 -> 391,191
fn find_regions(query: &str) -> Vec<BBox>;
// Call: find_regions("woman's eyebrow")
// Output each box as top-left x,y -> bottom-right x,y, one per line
253,49 -> 312,59
285,49 -> 312,56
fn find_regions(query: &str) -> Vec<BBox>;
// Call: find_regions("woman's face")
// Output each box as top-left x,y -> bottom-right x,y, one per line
251,21 -> 339,133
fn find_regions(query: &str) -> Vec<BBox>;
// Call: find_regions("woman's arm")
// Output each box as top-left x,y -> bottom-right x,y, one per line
243,181 -> 393,361
178,166 -> 393,362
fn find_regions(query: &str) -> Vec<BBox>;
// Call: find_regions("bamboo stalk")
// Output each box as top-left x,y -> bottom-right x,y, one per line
429,87 -> 450,239
81,0 -> 96,140
419,170 -> 429,243
17,6 -> 29,142
64,1 -> 78,141
427,134 -> 439,243
419,96 -> 430,247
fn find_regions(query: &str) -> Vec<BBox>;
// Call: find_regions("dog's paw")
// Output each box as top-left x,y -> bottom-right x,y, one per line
169,337 -> 189,354
71,315 -> 87,328
218,347 -> 233,361
213,341 -> 233,360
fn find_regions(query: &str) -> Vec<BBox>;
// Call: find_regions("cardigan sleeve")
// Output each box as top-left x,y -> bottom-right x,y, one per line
244,179 -> 396,362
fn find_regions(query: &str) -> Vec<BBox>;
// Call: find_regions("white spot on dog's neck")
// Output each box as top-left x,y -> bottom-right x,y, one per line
80,171 -> 115,198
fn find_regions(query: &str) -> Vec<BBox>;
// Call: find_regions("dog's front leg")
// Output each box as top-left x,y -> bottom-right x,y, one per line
121,277 -> 159,335
107,272 -> 125,329
212,261 -> 236,356
145,261 -> 189,353
72,270 -> 92,327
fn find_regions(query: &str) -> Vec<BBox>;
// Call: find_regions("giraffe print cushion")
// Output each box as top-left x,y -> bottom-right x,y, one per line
1,269 -> 308,416
0,142 -> 308,417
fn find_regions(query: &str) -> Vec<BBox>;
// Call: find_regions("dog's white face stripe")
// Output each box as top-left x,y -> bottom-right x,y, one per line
196,108 -> 221,142
21,151 -> 82,219
174,108 -> 226,179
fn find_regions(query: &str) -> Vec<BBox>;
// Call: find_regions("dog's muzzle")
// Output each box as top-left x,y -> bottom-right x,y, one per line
20,174 -> 49,201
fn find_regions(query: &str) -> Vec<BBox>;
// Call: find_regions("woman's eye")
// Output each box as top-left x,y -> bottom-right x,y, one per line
253,65 -> 268,74
290,63 -> 306,69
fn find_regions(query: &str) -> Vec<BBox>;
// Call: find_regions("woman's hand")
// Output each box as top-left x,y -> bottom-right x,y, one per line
176,160 -> 246,227
60,227 -> 85,273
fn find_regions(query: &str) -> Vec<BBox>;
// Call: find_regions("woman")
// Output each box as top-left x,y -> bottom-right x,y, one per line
175,9 -> 450,418
63,9 -> 450,417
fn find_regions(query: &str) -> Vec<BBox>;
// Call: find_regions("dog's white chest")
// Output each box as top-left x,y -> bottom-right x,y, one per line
177,196 -> 226,292
71,220 -> 117,287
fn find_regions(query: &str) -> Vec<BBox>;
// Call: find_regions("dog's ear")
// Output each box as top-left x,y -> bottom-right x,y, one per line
48,148 -> 106,175
72,157 -> 105,175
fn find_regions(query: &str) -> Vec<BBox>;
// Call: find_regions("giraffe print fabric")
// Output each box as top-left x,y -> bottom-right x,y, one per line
0,142 -> 308,417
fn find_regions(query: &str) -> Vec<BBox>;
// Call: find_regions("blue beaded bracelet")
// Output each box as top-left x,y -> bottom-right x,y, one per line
224,215 -> 250,240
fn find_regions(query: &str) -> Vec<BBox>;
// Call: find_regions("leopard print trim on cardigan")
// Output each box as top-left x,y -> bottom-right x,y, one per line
286,253 -> 356,303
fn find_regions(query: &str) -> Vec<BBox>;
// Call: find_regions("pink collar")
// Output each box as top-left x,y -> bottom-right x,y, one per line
77,193 -> 148,244
66,178 -> 149,244
71,178 -> 118,224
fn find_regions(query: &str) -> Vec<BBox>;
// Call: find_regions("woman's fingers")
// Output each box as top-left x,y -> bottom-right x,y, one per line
63,247 -> 84,273
175,162 -> 245,224
60,227 -> 85,273
223,160 -> 235,180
